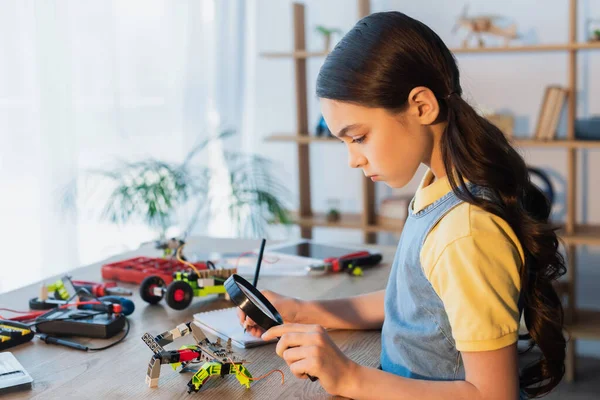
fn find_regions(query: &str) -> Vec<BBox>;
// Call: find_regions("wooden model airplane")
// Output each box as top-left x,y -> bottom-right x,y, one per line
453,5 -> 518,48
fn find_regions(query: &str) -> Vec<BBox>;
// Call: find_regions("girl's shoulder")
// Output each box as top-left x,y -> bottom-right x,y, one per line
421,202 -> 524,272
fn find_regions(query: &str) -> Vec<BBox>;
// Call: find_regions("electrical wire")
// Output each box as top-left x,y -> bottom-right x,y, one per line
0,308 -> 37,314
2,280 -> 129,352
226,356 -> 285,385
176,244 -> 202,276
86,317 -> 130,351
29,310 -> 130,352
2,301 -> 105,323
234,251 -> 280,269
176,244 -> 279,273
1,287 -> 106,323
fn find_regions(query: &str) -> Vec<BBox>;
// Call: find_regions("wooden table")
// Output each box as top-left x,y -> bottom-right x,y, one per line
2,237 -> 396,399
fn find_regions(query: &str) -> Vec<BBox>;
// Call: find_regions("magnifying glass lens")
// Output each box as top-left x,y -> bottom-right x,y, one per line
238,283 -> 277,321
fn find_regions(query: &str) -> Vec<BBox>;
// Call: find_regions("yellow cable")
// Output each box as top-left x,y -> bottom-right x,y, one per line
176,244 -> 202,276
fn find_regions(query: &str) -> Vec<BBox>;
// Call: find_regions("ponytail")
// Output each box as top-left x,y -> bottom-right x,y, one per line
442,93 -> 566,397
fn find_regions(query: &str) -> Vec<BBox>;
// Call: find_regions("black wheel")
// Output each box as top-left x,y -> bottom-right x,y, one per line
140,276 -> 166,304
166,281 -> 194,310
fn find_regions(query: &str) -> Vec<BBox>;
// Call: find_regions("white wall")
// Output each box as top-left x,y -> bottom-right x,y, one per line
251,0 -> 600,356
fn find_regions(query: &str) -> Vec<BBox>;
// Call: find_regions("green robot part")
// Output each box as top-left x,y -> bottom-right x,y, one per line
187,361 -> 253,393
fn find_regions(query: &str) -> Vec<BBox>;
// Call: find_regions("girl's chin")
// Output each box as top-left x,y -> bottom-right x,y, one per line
385,177 -> 411,189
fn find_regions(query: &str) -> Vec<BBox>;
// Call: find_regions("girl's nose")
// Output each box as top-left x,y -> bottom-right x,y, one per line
348,148 -> 367,169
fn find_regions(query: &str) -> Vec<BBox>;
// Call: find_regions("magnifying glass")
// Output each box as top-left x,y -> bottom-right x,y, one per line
224,239 -> 318,382
224,273 -> 283,330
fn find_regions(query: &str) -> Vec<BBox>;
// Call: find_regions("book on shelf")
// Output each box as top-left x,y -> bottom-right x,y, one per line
534,86 -> 568,140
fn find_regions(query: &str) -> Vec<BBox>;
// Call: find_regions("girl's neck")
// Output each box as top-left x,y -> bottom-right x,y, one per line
425,122 -> 448,182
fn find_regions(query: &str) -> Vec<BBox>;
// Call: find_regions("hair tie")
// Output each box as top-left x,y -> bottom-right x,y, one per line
445,91 -> 459,100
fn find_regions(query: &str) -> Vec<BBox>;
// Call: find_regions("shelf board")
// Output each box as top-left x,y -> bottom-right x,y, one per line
566,309 -> 600,340
260,43 -> 600,58
266,135 -> 600,149
266,134 -> 338,144
512,139 -> 600,149
560,225 -> 600,246
450,42 -> 600,54
292,212 -> 404,234
288,217 -> 600,243
285,217 -> 600,246
260,50 -> 329,59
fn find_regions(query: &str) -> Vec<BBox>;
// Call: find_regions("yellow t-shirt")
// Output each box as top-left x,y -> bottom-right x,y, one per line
414,169 -> 523,352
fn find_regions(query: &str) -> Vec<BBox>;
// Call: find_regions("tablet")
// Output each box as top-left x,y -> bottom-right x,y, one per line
266,239 -> 381,261
221,239 -> 381,277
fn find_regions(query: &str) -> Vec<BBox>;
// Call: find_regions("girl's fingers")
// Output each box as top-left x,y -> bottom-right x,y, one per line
282,345 -> 317,366
275,332 -> 322,358
262,323 -> 325,340
247,325 -> 264,338
289,358 -> 315,380
275,332 -> 304,357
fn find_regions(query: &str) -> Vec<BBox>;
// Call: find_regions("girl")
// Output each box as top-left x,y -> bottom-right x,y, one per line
240,11 -> 565,399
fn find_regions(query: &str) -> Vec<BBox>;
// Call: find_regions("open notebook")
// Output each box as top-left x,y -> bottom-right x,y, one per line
193,307 -> 277,349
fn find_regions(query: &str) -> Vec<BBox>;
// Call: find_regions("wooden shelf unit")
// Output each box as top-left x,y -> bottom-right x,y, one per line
450,41 -> 600,54
262,0 -> 600,383
260,0 -> 376,243
267,134 -> 600,149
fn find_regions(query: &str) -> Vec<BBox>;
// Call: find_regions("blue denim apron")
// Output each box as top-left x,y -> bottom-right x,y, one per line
380,185 -> 527,398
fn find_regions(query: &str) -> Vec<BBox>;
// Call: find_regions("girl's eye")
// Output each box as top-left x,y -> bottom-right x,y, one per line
351,136 -> 366,144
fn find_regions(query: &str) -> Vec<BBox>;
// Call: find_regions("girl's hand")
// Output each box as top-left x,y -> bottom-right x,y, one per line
236,290 -> 302,338
261,323 -> 359,396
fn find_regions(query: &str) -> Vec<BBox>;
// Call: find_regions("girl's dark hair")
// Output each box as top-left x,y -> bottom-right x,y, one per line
317,12 -> 566,397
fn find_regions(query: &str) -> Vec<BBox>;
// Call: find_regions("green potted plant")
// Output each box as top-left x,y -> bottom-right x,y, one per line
63,131 -> 292,240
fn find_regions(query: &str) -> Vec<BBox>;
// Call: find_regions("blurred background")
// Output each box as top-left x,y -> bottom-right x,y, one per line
1,0 -> 600,382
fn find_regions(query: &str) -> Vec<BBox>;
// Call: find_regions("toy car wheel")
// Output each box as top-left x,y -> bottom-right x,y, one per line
166,281 -> 194,310
140,276 -> 166,304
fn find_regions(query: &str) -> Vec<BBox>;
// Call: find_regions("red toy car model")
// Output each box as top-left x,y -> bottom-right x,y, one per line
101,257 -> 209,285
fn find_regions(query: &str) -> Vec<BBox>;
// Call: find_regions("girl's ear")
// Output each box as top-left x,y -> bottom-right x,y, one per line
406,86 -> 441,126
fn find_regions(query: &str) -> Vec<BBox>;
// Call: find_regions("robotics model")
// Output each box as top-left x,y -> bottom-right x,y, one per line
142,321 -> 252,393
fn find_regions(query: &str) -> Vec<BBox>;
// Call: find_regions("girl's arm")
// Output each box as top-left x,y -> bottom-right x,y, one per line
263,324 -> 519,400
347,345 -> 519,400
295,289 -> 386,330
